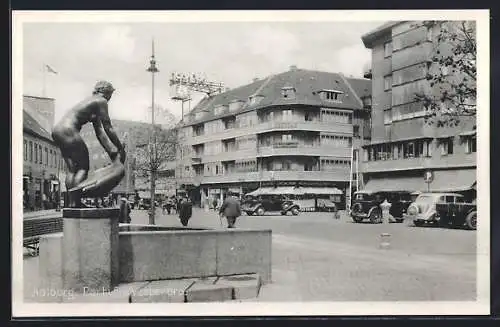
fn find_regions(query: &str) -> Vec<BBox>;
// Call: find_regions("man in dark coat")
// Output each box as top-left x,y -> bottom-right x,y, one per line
178,195 -> 193,226
219,192 -> 241,228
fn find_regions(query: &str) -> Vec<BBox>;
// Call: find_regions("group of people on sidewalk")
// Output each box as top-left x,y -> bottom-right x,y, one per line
117,192 -> 243,229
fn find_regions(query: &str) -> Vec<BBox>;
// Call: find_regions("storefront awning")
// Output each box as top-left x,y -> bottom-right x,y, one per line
429,169 -> 476,192
364,169 -> 476,193
303,187 -> 343,195
364,177 -> 426,193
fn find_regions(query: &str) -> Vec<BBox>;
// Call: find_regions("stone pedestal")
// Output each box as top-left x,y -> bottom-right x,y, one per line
62,208 -> 120,293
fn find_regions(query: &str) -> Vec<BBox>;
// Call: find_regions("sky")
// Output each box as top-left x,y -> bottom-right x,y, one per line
22,21 -> 381,124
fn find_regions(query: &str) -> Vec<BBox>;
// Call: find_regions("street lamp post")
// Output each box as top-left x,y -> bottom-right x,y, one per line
146,38 -> 159,225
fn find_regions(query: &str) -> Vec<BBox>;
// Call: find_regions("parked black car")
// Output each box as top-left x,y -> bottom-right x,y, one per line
242,194 -> 300,216
350,191 -> 412,223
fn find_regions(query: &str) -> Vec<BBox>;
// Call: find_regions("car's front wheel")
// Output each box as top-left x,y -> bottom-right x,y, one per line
256,207 -> 265,216
291,207 -> 300,216
465,211 -> 477,230
369,209 -> 382,224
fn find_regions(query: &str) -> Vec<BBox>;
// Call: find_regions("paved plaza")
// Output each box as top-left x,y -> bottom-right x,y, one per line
23,207 -> 476,302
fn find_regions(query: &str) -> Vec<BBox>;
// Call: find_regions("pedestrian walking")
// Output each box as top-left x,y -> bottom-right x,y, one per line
119,198 -> 131,223
178,195 -> 193,226
219,192 -> 241,228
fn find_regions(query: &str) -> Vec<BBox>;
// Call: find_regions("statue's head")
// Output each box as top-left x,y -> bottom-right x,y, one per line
93,81 -> 115,101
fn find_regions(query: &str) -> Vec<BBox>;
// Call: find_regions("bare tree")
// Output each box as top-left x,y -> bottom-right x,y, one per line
415,20 -> 476,127
135,106 -> 178,224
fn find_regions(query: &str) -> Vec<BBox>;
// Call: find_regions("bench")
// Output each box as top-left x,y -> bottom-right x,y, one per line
23,216 -> 63,256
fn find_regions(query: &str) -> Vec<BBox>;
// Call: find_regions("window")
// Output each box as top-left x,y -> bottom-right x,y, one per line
384,41 -> 392,57
383,109 -> 392,124
323,91 -> 344,102
445,196 -> 454,203
24,140 -> 27,161
282,109 -> 293,121
38,144 -> 42,164
384,75 -> 392,91
34,143 -> 38,163
282,134 -> 293,142
229,100 -> 242,112
214,105 -> 226,115
427,27 -> 433,41
466,136 -> 476,153
353,125 -> 360,137
281,87 -> 296,99
29,141 -> 33,162
441,138 -> 454,155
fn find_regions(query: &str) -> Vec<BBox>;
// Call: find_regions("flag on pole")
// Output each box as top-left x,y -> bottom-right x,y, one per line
45,64 -> 58,74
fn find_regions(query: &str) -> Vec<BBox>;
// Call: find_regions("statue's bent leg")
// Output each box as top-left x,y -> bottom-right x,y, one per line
65,136 -> 90,208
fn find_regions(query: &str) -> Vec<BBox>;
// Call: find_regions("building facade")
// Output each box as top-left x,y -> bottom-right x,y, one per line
176,66 -> 372,207
360,21 -> 476,199
23,109 -> 65,211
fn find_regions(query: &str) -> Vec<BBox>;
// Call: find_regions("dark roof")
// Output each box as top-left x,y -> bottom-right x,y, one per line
345,77 -> 371,99
182,68 -> 371,127
23,110 -> 53,142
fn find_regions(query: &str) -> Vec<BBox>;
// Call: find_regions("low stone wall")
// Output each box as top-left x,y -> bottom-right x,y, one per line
37,225 -> 272,297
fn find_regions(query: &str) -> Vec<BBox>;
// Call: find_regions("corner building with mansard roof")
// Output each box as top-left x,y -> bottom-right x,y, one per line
176,65 -> 372,209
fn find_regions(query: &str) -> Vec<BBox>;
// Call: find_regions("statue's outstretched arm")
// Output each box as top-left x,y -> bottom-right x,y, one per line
98,101 -> 125,163
93,118 -> 117,159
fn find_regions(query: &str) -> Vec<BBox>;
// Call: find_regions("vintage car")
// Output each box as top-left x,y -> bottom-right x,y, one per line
242,194 -> 300,216
435,195 -> 476,230
407,192 -> 476,229
350,191 -> 412,223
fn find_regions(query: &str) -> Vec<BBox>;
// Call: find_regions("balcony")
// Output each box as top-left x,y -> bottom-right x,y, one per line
202,148 -> 258,163
198,169 -> 350,184
186,120 -> 353,145
361,153 -> 477,173
257,143 -> 351,158
257,120 -> 352,134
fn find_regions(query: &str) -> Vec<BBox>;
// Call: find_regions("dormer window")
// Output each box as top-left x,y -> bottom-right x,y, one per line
319,89 -> 344,103
281,85 -> 296,99
249,94 -> 264,106
214,104 -> 227,116
195,110 -> 208,120
229,99 -> 244,112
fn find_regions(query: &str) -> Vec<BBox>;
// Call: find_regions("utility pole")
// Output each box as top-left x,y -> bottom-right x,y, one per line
147,38 -> 159,225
